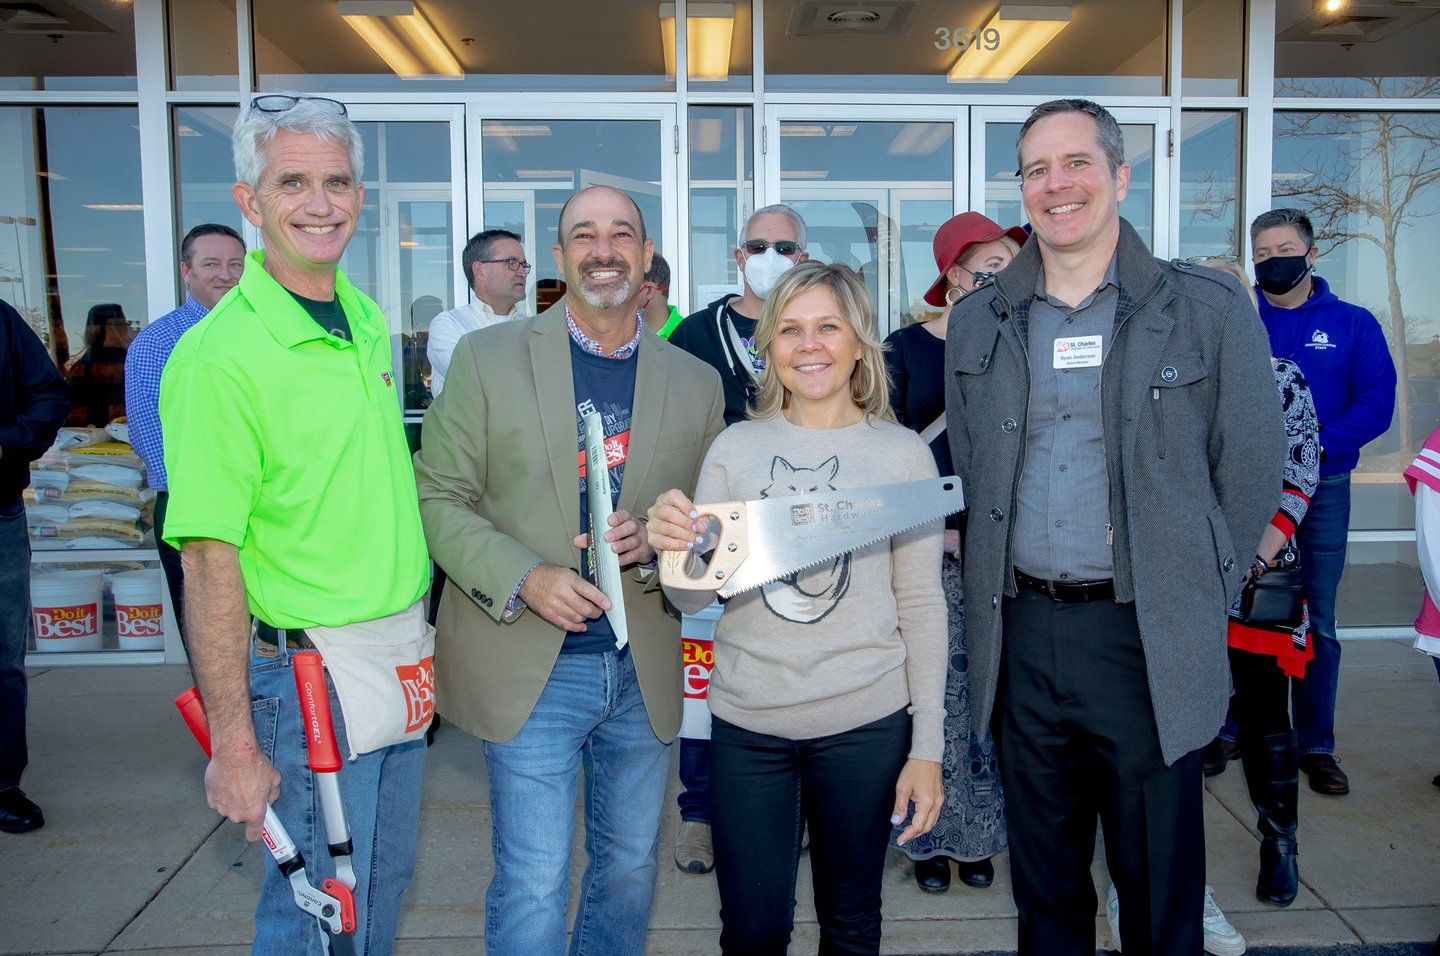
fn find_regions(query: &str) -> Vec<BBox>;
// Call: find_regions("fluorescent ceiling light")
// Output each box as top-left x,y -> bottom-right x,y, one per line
948,5 -> 1071,83
83,204 -> 143,211
338,1 -> 461,79
659,3 -> 735,82
888,123 -> 950,156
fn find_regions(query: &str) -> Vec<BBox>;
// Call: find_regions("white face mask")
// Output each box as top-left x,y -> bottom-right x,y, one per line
740,248 -> 796,300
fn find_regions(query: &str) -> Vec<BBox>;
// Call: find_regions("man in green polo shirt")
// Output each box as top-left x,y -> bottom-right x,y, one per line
160,94 -> 430,956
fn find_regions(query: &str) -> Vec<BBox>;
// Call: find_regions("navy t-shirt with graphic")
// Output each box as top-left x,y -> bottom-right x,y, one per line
565,338 -> 638,653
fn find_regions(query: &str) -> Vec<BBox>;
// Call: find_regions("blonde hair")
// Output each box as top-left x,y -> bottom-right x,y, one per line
947,234 -> 1023,302
748,261 -> 894,424
1193,256 -> 1259,312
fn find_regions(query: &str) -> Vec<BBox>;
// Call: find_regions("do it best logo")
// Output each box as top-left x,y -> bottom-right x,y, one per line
396,656 -> 436,732
682,638 -> 713,699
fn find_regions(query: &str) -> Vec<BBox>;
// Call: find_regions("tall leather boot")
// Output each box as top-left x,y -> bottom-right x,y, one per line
1240,730 -> 1300,906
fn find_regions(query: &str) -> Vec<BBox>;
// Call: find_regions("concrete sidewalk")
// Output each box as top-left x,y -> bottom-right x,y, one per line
2,639 -> 1437,955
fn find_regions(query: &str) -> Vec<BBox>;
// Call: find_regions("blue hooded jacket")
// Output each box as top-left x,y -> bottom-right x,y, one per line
1256,274 -> 1396,476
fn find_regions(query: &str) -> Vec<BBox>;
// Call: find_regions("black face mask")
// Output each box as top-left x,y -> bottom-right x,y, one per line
1254,252 -> 1312,297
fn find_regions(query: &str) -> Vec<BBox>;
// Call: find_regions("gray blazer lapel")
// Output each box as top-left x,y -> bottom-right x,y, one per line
530,305 -> 582,544
618,334 -> 668,516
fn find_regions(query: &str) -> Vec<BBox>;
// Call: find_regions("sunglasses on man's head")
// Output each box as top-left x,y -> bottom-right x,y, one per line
249,94 -> 348,117
740,239 -> 802,258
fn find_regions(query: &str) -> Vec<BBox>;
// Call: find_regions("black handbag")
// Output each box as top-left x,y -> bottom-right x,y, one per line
1232,546 -> 1304,629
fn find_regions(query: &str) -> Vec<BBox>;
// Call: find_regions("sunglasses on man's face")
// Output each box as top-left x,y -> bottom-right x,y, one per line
740,239 -> 802,258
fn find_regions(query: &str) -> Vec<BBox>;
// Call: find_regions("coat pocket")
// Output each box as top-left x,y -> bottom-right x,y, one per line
1206,504 -> 1242,605
1149,355 -> 1209,460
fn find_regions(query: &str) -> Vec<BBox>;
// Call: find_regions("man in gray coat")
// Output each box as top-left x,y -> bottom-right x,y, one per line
945,99 -> 1285,956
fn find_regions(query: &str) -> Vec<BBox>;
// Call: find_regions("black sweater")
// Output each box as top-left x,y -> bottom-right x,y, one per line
0,299 -> 68,504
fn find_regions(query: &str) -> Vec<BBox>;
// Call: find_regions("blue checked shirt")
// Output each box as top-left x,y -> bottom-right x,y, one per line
124,296 -> 210,491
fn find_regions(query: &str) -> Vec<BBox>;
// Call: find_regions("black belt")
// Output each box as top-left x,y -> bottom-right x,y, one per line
253,621 -> 317,651
1014,569 -> 1115,603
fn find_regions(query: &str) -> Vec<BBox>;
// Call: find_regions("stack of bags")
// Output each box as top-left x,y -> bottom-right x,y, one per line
26,421 -> 155,550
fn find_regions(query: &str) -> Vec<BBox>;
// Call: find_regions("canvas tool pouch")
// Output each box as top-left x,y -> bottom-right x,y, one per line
303,600 -> 436,759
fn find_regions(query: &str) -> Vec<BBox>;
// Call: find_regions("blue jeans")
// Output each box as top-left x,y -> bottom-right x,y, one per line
677,737 -> 711,823
249,637 -> 426,956
1292,471 -> 1352,756
0,498 -> 31,789
482,647 -> 669,956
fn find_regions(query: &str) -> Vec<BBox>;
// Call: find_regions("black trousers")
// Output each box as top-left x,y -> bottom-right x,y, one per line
153,491 -> 186,653
998,589 -> 1205,956
710,708 -> 910,956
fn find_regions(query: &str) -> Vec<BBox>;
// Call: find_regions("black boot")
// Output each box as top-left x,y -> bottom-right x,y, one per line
1241,730 -> 1299,907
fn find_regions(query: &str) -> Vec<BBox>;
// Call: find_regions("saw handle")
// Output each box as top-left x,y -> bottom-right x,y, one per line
657,499 -> 751,595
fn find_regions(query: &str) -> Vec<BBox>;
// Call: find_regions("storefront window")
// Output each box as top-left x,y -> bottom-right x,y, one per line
688,106 -> 753,315
0,1 -> 137,92
1178,111 -> 1242,259
1272,108 -> 1440,624
764,0 -> 1165,95
777,120 -> 953,334
0,107 -> 147,392
175,107 -> 245,243
168,0 -> 240,91
1182,0 -> 1244,96
254,0 -> 673,93
481,118 -> 665,303
1274,0 -> 1440,98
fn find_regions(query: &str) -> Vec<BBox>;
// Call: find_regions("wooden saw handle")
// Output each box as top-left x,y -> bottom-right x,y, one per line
657,500 -> 751,601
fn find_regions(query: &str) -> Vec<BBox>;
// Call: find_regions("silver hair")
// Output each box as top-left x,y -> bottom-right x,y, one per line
1016,99 -> 1126,176
232,94 -> 364,191
742,203 -> 808,250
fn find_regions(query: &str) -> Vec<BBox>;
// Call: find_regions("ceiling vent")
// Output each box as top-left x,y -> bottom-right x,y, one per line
0,1 -> 115,35
788,1 -> 919,37
1276,3 -> 1439,43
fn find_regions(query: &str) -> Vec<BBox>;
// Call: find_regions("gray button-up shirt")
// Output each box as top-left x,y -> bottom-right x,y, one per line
1011,258 -> 1119,581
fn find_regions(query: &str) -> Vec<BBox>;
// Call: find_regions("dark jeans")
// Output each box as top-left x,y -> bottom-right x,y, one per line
1228,647 -> 1292,742
152,491 -> 186,653
1,497 -> 31,788
710,708 -> 910,956
998,590 -> 1204,956
677,737 -> 711,823
1292,472 -> 1352,756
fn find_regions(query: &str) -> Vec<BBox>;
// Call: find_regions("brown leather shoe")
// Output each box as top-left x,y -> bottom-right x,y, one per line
1298,754 -> 1350,795
1203,736 -> 1240,777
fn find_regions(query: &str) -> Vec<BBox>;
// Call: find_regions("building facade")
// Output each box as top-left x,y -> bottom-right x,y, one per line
3,0 -> 1436,662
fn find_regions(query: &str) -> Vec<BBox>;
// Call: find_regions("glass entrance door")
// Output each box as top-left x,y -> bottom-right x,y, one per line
765,108 -> 958,337
341,105 -> 466,415
971,107 -> 1172,257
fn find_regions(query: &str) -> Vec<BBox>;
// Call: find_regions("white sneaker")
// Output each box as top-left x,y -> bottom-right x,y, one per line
1105,883 -> 1122,952
1105,884 -> 1246,956
1202,885 -> 1247,956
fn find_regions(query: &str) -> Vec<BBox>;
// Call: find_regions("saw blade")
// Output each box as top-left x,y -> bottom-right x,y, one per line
660,478 -> 963,612
717,477 -> 963,597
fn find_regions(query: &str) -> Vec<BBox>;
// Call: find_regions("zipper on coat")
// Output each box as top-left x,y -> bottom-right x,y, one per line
1151,387 -> 1166,459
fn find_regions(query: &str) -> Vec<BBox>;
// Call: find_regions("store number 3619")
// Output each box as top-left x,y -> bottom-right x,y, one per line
933,27 -> 1002,52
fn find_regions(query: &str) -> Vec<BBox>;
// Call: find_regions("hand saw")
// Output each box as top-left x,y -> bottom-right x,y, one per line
659,477 -> 964,615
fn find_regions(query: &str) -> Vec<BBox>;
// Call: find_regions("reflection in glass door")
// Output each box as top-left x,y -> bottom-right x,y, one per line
337,109 -> 464,415
972,108 -> 1169,256
769,114 -> 956,336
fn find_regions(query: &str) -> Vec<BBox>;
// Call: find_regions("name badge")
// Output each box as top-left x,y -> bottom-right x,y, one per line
1053,334 -> 1103,369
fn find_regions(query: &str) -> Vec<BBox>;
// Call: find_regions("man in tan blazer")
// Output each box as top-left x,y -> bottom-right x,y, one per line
414,185 -> 725,956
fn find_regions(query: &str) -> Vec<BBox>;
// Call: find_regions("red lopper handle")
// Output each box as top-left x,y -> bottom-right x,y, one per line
176,686 -> 213,756
292,651 -> 342,773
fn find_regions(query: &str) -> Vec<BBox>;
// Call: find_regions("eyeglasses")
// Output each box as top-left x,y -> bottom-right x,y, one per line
1185,254 -> 1241,264
249,95 -> 348,117
480,257 -> 532,275
740,239 -> 802,258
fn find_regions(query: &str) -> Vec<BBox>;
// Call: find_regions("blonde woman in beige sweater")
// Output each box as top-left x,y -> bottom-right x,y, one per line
648,261 -> 947,955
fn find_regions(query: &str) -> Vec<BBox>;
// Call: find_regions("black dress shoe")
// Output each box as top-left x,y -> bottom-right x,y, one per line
1298,754 -> 1350,795
1203,736 -> 1240,777
0,787 -> 44,833
955,857 -> 995,889
914,857 -> 950,893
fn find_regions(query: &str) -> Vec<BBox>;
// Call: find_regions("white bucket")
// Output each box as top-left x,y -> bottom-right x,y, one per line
30,570 -> 104,652
113,569 -> 165,650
